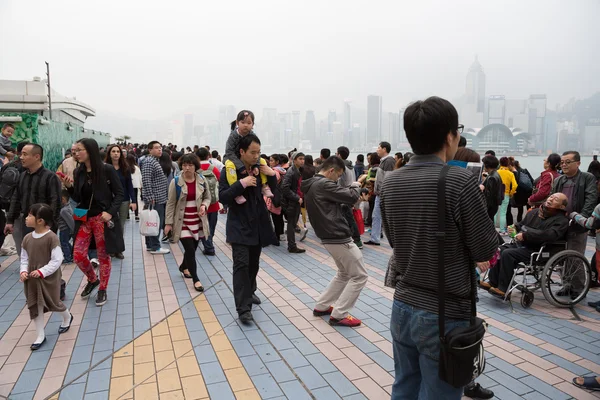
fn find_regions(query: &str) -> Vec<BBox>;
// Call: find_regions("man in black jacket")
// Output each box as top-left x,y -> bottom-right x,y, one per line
482,193 -> 569,297
481,155 -> 502,220
5,144 -> 62,256
302,156 -> 367,327
281,151 -> 306,253
219,134 -> 278,324
552,151 -> 597,296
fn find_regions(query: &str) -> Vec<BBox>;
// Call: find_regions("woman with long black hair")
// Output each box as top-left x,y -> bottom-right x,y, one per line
59,138 -> 123,306
105,144 -> 136,259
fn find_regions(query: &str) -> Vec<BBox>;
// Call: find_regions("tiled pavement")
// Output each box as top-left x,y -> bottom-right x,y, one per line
0,217 -> 600,399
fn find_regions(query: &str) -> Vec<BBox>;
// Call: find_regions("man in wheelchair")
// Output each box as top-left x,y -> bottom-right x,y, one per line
481,193 -> 570,298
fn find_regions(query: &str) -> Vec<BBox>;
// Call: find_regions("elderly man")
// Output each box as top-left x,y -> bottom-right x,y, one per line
482,193 -> 570,297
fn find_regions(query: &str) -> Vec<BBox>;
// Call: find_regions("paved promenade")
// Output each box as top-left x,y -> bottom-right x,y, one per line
0,215 -> 600,399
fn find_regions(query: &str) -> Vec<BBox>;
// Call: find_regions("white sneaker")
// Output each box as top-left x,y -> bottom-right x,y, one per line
150,248 -> 170,255
91,258 -> 99,269
279,235 -> 287,242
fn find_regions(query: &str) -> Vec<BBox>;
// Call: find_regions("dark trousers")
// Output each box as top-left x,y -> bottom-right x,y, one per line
367,195 -> 375,226
232,243 -> 261,316
488,244 -> 533,292
200,212 -> 218,253
133,188 -> 139,217
180,237 -> 200,283
59,229 -> 73,262
271,212 -> 284,237
341,204 -> 360,242
0,209 -> 5,249
286,203 -> 301,250
487,205 -> 498,221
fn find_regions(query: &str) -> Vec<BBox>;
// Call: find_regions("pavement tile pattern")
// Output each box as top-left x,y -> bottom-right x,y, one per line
0,216 -> 599,399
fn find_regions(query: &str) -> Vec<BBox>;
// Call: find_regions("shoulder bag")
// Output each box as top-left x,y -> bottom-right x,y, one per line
437,165 -> 488,388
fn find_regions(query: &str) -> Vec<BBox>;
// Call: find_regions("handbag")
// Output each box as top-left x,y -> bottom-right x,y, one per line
436,165 -> 487,388
73,193 -> 94,222
139,206 -> 160,237
104,216 -> 126,254
353,208 -> 365,235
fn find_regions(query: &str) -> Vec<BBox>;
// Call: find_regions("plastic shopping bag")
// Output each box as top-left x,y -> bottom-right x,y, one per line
139,208 -> 160,236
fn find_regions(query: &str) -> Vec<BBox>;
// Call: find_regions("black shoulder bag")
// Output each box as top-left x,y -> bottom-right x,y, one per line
437,165 -> 488,388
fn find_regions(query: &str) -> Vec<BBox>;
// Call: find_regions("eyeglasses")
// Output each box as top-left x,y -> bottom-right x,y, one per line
560,159 -> 577,166
457,124 -> 464,134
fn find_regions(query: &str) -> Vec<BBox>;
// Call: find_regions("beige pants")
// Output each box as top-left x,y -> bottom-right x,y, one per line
315,242 -> 368,319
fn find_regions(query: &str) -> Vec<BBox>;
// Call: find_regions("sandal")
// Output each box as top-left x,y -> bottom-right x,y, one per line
573,376 -> 600,391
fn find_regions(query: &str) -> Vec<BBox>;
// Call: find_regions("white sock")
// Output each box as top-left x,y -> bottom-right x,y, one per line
33,304 -> 45,344
60,309 -> 71,328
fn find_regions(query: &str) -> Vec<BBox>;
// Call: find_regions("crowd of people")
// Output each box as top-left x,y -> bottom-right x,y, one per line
2,96 -> 600,399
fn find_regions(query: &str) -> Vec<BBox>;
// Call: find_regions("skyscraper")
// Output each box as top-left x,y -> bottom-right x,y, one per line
388,112 -> 399,148
528,94 -> 547,152
367,95 -> 382,144
466,56 -> 486,113
343,100 -> 352,133
487,96 -> 506,125
292,111 -> 300,147
304,110 -> 316,143
328,110 -> 337,132
184,114 -> 194,140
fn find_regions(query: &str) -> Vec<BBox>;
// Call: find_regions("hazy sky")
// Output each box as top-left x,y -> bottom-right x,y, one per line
1,0 -> 598,122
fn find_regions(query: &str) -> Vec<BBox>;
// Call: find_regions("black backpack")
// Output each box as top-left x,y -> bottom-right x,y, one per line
0,165 -> 20,204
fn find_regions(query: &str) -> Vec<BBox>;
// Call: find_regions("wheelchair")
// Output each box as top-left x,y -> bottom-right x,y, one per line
487,240 -> 592,309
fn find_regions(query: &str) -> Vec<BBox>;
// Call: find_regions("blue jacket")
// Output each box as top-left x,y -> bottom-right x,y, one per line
218,169 -> 278,247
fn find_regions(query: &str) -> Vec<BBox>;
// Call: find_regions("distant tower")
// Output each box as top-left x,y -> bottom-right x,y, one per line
304,110 -> 316,143
367,95 -> 382,144
465,56 -> 486,113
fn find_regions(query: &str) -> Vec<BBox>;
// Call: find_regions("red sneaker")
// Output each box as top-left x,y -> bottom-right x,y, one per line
329,315 -> 361,327
313,306 -> 333,316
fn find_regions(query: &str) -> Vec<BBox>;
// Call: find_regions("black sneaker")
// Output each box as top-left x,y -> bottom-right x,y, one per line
239,312 -> 254,325
81,280 -> 100,298
96,290 -> 107,306
114,252 -> 124,260
464,383 -> 494,400
364,241 -> 380,246
288,247 -> 306,254
252,294 -> 261,305
203,250 -> 216,256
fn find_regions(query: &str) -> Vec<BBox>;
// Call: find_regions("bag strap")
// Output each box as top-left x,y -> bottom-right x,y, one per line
438,165 -> 478,341
437,165 -> 450,340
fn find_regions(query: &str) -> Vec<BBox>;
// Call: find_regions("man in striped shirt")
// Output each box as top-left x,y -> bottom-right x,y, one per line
4,144 -> 62,256
381,97 -> 498,399
141,141 -> 170,255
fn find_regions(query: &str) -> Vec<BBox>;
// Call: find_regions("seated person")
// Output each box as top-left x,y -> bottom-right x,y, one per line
481,193 -> 569,297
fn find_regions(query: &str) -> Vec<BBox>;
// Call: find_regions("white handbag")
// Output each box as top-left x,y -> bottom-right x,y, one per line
139,208 -> 160,237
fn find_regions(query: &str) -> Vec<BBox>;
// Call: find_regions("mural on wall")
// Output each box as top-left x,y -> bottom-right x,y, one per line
0,112 -> 110,169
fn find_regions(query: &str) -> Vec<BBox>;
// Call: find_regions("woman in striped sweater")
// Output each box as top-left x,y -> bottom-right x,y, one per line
164,154 -> 211,292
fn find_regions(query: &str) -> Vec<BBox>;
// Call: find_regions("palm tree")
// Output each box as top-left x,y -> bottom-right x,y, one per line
123,135 -> 131,145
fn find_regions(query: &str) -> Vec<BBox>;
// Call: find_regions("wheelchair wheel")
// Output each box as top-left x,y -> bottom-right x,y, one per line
541,250 -> 591,308
521,290 -> 534,308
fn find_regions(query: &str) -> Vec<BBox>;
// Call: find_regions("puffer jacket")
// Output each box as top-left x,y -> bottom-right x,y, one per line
164,173 -> 211,242
302,175 -> 360,244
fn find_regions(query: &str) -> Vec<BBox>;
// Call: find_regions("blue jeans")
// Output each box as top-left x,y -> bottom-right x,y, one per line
145,203 -> 166,251
201,211 -> 218,253
370,195 -> 382,244
391,300 -> 468,400
59,229 -> 73,262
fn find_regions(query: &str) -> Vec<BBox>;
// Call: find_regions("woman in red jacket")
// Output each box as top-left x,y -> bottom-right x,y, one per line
528,153 -> 561,207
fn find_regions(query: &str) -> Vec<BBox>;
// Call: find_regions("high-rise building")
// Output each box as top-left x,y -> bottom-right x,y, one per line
487,95 -> 506,125
398,108 -> 407,145
343,100 -> 352,134
332,122 -> 343,147
184,114 -> 194,140
584,118 -> 600,152
328,110 -> 337,132
292,111 -> 300,148
528,94 -> 547,152
303,110 -> 316,143
388,112 -> 398,148
367,95 -> 382,144
466,56 -> 486,113
351,123 -> 361,150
